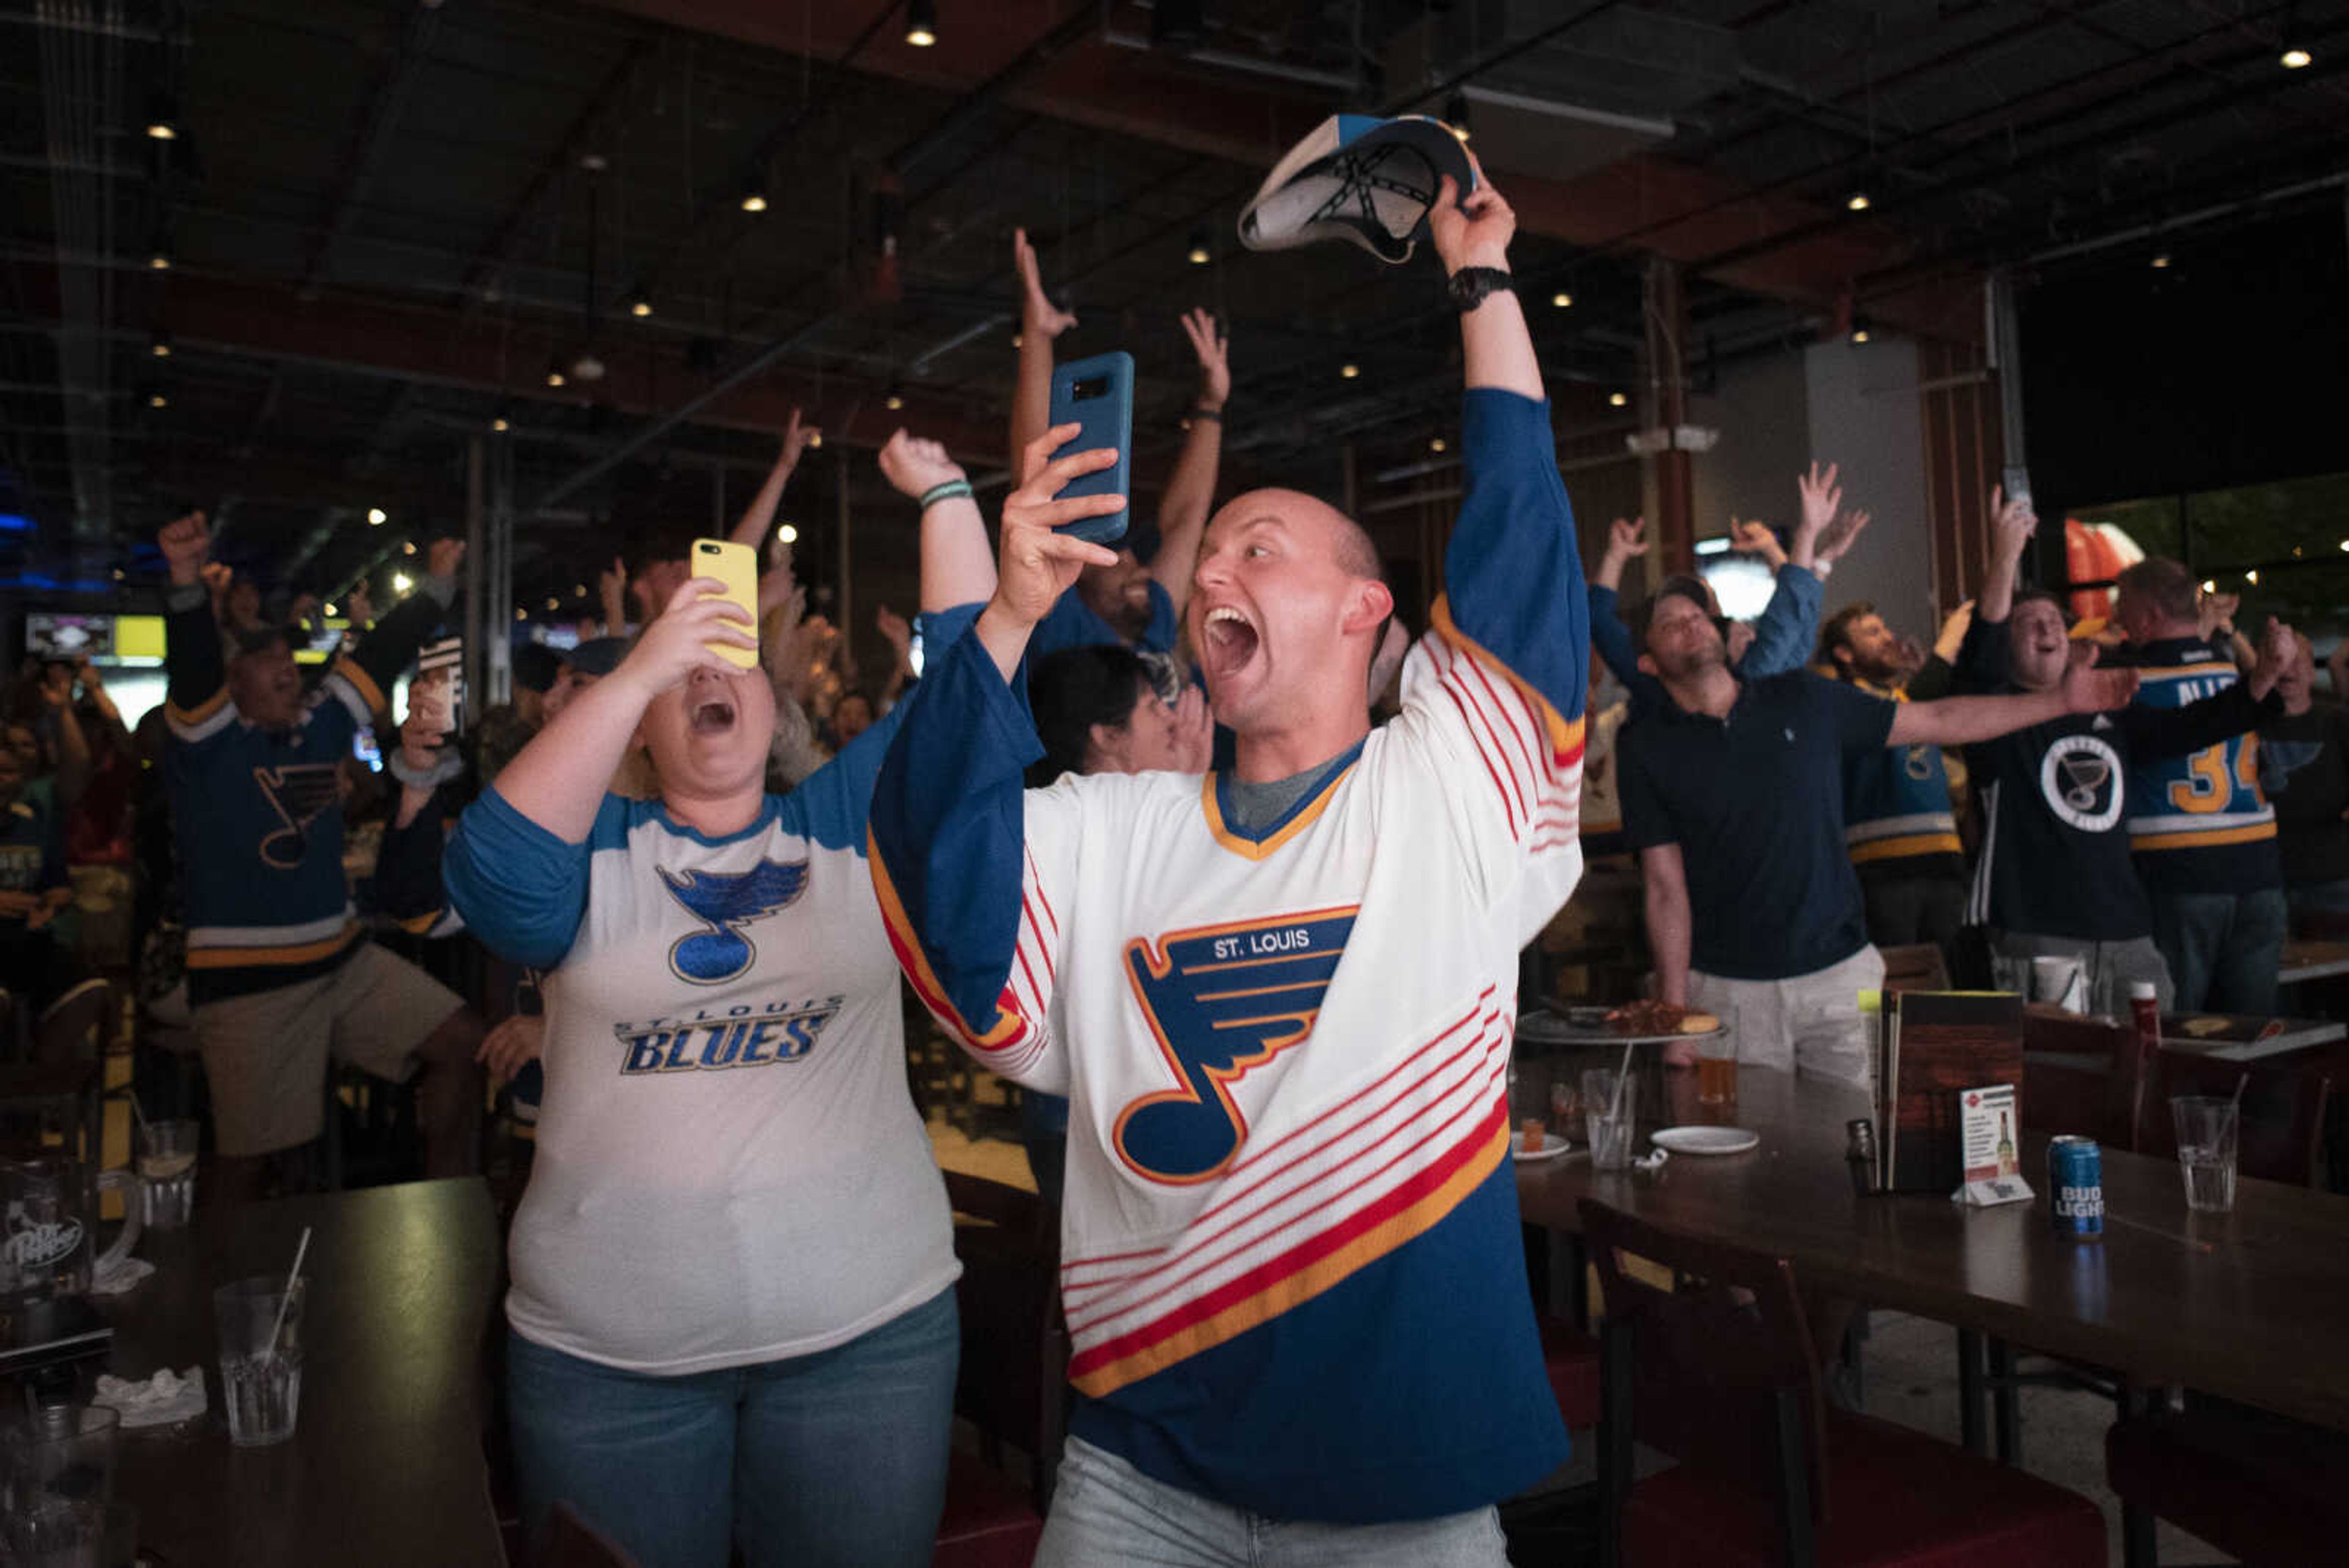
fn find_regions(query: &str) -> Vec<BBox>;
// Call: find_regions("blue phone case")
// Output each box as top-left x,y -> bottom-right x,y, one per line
1047,351 -> 1134,545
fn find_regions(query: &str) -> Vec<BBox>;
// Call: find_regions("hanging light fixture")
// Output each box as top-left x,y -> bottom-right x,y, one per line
1846,190 -> 1871,212
885,385 -> 906,411
740,183 -> 769,214
368,508 -> 387,526
1550,291 -> 1574,309
149,327 -> 173,358
144,92 -> 178,141
1187,229 -> 1211,266
905,0 -> 938,48
546,362 -> 567,388
1608,391 -> 1628,407
623,284 -> 653,318
1339,362 -> 1360,380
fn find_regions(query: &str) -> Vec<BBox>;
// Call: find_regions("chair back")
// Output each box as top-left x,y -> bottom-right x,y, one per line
1879,943 -> 1951,995
1581,1197 -> 1829,1530
2141,1058 -> 2332,1189
0,990 -> 15,1063
538,1501 -> 642,1568
944,1169 -> 1068,1515
35,980 -> 114,1069
2022,1005 -> 2145,1149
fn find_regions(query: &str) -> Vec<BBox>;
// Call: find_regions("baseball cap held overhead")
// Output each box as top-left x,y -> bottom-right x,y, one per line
1238,114 -> 1477,266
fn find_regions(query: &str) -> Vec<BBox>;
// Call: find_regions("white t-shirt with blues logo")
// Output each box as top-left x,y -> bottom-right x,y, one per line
445,712 -> 959,1375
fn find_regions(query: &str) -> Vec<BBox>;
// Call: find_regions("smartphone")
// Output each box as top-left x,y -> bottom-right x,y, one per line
2002,464 -> 2033,511
414,636 -> 464,741
691,538 -> 761,669
1047,351 -> 1134,546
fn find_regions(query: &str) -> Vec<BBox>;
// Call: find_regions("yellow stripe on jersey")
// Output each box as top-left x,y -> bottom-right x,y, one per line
1428,597 -> 1587,770
1849,831 -> 1965,864
2131,822 -> 2278,852
1071,1117 -> 1508,1398
866,828 -> 1028,1052
184,924 -> 358,969
1200,768 -> 1355,863
165,686 -> 230,726
332,656 -> 386,716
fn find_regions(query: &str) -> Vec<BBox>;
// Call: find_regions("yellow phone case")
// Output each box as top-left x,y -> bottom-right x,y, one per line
689,538 -> 761,669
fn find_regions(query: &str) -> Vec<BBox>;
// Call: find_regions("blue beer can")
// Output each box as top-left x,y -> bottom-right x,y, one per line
2047,1135 -> 2104,1238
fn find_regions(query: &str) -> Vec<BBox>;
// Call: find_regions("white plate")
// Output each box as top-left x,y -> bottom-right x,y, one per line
1511,1131 -> 1574,1163
1650,1126 -> 1759,1156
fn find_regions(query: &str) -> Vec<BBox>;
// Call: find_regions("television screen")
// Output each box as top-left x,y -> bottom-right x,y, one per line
25,613 -> 111,660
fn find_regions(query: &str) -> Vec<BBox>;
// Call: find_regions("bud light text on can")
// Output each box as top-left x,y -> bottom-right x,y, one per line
2048,1135 -> 2104,1238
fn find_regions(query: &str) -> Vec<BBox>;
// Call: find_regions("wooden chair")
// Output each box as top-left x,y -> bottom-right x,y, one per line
538,1500 -> 642,1568
2107,1395 -> 2349,1568
1877,944 -> 1951,996
934,1170 -> 1068,1568
1581,1197 -> 2104,1567
0,982 -> 105,1167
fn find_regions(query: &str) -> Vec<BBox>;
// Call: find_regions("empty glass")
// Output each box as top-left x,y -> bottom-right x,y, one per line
2170,1096 -> 2240,1214
1,1403 -> 119,1566
1582,1068 -> 1639,1171
214,1277 -> 305,1447
138,1118 -> 199,1230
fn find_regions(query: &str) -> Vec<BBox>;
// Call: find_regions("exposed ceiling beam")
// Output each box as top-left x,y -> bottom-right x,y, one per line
303,0 -> 444,294
565,0 -> 1939,325
455,33 -> 661,311
5,264 -> 1008,486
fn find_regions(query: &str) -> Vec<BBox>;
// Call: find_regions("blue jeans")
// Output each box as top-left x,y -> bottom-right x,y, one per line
2149,886 -> 2289,1016
1034,1435 -> 1509,1568
507,1287 -> 959,1568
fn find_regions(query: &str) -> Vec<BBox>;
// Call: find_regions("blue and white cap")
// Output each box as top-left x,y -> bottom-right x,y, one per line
1238,114 -> 1475,265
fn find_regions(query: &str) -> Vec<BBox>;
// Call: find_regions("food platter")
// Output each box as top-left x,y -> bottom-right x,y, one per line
1516,1004 -> 1726,1049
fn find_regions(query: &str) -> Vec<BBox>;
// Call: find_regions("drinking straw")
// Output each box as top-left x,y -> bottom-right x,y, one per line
127,1090 -> 150,1140
264,1226 -> 312,1358
1609,1037 -> 1636,1124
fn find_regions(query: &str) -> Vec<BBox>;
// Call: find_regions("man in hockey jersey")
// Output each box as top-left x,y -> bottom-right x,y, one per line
874,169 -> 1579,1561
1957,504 -> 2291,1009
2108,556 -> 2290,1013
157,511 -> 483,1202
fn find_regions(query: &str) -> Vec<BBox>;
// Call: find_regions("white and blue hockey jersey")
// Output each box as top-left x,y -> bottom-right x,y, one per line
871,388 -> 1587,1524
443,697 -> 964,1375
163,578 -> 453,1003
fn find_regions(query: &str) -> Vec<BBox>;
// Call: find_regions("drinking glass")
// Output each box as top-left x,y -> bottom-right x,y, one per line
1695,1031 -> 1737,1112
1,1403 -> 119,1566
1582,1068 -> 1638,1172
138,1119 -> 199,1230
2170,1096 -> 2239,1214
213,1277 -> 305,1447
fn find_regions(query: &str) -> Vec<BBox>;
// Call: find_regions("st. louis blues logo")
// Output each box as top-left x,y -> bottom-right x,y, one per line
656,860 -> 809,984
1113,906 -> 1359,1184
252,764 -> 341,869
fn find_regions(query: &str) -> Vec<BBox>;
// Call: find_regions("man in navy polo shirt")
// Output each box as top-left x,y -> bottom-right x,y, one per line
1621,576 -> 2139,1085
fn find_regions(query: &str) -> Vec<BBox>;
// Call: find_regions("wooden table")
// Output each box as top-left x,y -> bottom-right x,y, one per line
2158,1013 -> 2345,1062
1516,1065 -> 2349,1433
96,1178 -> 505,1568
2280,939 -> 2349,986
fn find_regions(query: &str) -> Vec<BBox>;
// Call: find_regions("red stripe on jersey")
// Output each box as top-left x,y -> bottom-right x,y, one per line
1075,1086 -> 1512,1391
1064,1016 -> 1504,1334
1068,1043 -> 1508,1339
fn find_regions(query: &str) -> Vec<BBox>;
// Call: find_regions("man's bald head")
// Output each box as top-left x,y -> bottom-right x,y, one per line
1203,488 -> 1384,585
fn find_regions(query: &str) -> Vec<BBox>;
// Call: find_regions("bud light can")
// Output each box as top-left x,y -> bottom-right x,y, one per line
2048,1135 -> 2104,1238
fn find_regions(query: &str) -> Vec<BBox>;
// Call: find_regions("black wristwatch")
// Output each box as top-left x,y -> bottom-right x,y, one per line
1447,266 -> 1515,312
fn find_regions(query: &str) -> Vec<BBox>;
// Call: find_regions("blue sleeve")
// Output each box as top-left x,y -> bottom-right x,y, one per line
1025,589 -> 1095,660
1140,579 -> 1179,656
1588,584 -> 1640,688
1956,611 -> 2010,693
443,786 -> 605,968
869,621 -> 1047,1049
1435,389 -> 1587,726
1736,565 -> 1824,679
781,603 -> 981,853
